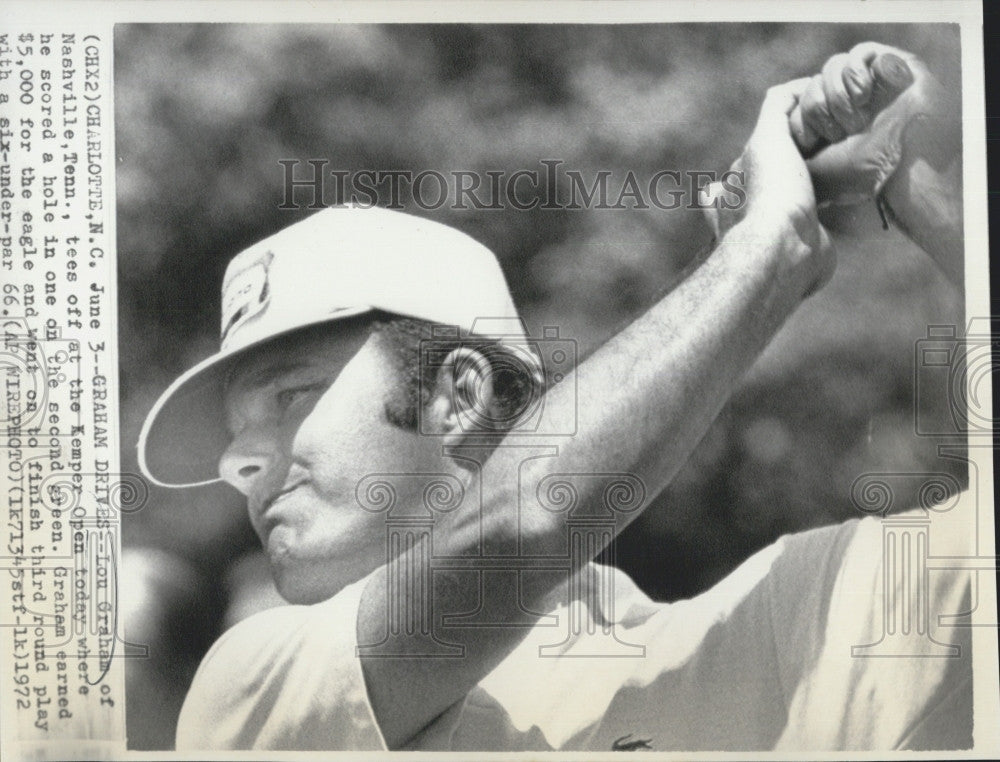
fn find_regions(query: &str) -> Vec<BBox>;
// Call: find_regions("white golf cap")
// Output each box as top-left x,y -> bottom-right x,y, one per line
138,205 -> 525,488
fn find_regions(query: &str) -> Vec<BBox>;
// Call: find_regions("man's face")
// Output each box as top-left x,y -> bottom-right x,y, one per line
219,320 -> 445,604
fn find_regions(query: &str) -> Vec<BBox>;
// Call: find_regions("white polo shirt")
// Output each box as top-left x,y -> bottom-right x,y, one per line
176,506 -> 974,752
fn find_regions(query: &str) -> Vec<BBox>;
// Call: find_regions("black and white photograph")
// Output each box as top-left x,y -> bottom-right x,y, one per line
1,2 -> 996,759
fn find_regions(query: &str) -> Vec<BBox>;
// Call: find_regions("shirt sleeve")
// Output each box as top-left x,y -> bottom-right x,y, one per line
577,527 -> 827,750
774,503 -> 974,750
174,575 -> 387,751
578,507 -> 972,752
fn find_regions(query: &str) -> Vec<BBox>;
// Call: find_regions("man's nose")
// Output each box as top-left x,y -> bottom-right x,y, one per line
218,427 -> 280,496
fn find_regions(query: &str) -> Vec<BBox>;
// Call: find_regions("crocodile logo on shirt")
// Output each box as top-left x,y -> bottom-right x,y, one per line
612,733 -> 653,751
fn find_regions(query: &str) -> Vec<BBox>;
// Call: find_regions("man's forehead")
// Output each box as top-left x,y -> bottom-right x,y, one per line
223,319 -> 374,394
226,360 -> 312,395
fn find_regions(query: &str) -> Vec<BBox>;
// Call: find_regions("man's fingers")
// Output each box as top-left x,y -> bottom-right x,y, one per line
772,77 -> 817,155
844,44 -> 879,106
802,225 -> 837,299
761,76 -> 812,117
759,76 -> 812,142
799,74 -> 846,143
845,41 -> 920,104
822,53 -> 867,134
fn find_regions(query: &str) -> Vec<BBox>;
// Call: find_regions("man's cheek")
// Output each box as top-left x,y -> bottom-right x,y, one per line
294,402 -> 376,461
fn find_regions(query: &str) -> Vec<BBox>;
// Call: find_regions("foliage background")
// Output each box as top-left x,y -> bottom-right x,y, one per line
114,23 -> 964,748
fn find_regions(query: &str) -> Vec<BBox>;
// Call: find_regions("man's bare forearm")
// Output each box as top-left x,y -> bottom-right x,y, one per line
504,218 -> 811,541
361,213 -> 814,747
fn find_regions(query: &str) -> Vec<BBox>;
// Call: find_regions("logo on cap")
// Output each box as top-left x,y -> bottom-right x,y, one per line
220,250 -> 274,344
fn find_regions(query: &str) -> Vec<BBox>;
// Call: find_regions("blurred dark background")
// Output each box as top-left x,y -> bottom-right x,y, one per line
114,23 -> 964,749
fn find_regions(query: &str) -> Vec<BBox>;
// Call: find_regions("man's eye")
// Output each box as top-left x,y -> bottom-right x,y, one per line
276,385 -> 321,410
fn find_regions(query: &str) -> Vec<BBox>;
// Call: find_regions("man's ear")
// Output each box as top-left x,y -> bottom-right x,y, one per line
426,347 -> 496,448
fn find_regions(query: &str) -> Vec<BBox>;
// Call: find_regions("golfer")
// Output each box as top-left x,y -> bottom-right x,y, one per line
138,43 -> 971,751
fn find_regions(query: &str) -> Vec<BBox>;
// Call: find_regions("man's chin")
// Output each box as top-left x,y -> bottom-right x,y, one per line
274,580 -> 327,605
260,525 -> 383,604
267,554 -> 366,605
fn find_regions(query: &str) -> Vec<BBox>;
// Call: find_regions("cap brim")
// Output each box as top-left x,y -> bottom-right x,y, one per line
138,306 -> 372,489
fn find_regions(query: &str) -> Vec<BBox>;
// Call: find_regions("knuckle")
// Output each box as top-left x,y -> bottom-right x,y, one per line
843,77 -> 873,112
825,91 -> 859,130
802,100 -> 842,141
850,41 -> 881,59
822,52 -> 849,77
799,85 -> 826,120
823,81 -> 850,114
764,82 -> 787,101
843,65 -> 870,92
798,78 -> 823,110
